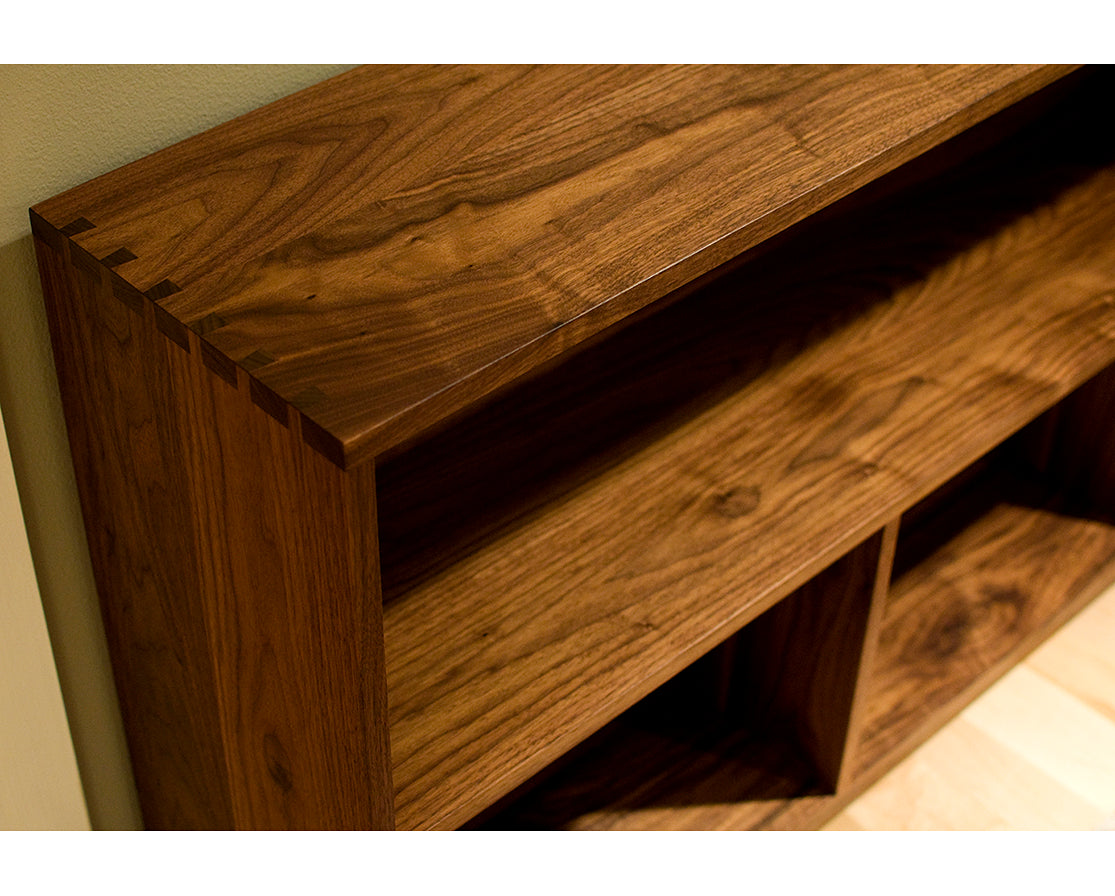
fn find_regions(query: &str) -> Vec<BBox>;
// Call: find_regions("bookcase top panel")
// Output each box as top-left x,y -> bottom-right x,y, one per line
32,65 -> 1072,466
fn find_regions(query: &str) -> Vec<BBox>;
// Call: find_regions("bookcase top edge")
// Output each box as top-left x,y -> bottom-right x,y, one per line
31,64 -> 1077,467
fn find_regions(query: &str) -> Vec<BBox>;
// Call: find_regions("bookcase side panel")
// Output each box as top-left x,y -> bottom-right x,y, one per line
35,234 -> 393,829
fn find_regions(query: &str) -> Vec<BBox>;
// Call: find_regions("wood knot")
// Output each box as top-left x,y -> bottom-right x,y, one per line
980,583 -> 1026,631
923,600 -> 970,661
711,485 -> 761,518
263,732 -> 294,794
789,374 -> 851,417
632,119 -> 670,140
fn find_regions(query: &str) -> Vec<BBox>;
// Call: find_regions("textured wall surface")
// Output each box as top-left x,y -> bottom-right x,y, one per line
0,65 -> 354,829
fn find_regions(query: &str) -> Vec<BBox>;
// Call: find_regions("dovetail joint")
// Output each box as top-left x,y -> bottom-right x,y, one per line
59,217 -> 96,237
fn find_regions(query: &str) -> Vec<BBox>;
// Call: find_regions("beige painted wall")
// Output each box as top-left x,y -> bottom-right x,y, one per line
0,65 -> 354,829
0,403 -> 88,830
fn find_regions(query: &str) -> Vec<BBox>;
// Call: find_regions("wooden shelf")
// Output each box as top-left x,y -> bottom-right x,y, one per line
381,80 -> 1115,828
475,545 -> 878,831
481,434 -> 1115,831
855,454 -> 1115,781
31,65 -> 1115,830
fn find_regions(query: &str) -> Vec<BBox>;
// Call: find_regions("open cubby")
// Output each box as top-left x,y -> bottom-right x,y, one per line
855,391 -> 1115,783
32,66 -> 1115,828
475,530 -> 889,830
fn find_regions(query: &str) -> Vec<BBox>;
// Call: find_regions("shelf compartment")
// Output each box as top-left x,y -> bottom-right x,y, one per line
483,371 -> 1115,832
480,703 -> 826,832
379,74 -> 1115,830
853,395 -> 1115,782
480,529 -> 890,831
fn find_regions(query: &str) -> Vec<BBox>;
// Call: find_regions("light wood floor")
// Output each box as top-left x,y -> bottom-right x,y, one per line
825,578 -> 1115,830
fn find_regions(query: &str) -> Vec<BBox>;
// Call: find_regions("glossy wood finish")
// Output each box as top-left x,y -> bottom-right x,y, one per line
828,580 -> 1115,831
857,384 -> 1115,780
484,439 -> 1115,831
31,66 -> 1071,468
737,524 -> 898,791
850,475 -> 1115,806
486,530 -> 893,830
35,236 -> 392,829
32,65 -> 1115,831
485,716 -> 823,832
1033,365 -> 1115,513
382,82 -> 1115,828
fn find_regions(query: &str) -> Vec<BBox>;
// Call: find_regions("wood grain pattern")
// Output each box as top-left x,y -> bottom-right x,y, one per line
484,718 -> 824,832
35,235 -> 393,829
489,449 -> 1115,831
1031,363 -> 1115,515
855,460 -> 1115,779
31,66 -> 1072,467
737,524 -> 898,791
382,89 -> 1115,829
35,236 -> 232,829
829,580 -> 1115,830
375,66 -> 1111,596
486,529 -> 894,830
32,65 -> 1115,832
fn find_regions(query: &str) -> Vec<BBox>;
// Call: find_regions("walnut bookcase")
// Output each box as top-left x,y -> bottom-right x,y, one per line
31,65 -> 1115,830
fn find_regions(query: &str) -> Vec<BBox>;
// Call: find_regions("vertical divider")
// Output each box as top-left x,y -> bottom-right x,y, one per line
1031,361 -> 1115,515
836,519 -> 900,791
735,520 -> 900,792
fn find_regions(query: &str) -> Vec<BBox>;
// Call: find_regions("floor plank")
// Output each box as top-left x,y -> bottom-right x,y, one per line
832,717 -> 1104,830
964,664 -> 1115,812
1027,589 -> 1115,725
